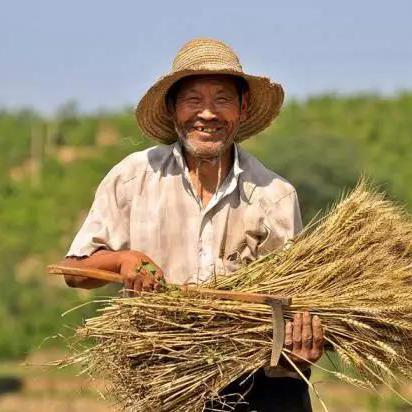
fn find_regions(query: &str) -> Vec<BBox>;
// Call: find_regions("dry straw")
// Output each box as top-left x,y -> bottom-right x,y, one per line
61,181 -> 412,411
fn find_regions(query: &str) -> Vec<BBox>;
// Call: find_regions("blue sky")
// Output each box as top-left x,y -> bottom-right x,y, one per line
1,0 -> 411,114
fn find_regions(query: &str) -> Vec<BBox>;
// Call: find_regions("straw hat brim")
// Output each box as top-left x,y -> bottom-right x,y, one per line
135,69 -> 284,144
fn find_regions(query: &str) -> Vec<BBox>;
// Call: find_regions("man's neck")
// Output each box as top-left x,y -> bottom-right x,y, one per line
184,145 -> 234,207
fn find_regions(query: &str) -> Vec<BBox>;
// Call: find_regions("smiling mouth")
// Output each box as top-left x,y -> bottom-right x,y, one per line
192,126 -> 221,133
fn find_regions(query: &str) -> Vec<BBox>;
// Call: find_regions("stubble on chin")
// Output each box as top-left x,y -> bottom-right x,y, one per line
174,124 -> 235,161
180,137 -> 226,161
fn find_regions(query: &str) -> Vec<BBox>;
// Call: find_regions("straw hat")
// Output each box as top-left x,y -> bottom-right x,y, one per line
135,38 -> 285,144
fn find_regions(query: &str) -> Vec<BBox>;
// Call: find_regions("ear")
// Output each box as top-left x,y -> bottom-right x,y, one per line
239,89 -> 250,122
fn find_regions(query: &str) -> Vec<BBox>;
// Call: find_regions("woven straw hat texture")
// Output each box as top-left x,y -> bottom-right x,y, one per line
135,38 -> 285,144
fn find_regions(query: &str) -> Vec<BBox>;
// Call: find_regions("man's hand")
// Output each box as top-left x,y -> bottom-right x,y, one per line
284,311 -> 324,368
63,249 -> 165,292
118,250 -> 165,294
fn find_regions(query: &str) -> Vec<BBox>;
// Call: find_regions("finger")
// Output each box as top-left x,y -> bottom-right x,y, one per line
284,321 -> 293,349
133,275 -> 143,292
154,270 -> 164,283
153,279 -> 164,292
142,282 -> 153,292
142,272 -> 155,292
152,269 -> 166,292
302,311 -> 313,350
121,260 -> 138,292
126,278 -> 138,297
154,271 -> 164,282
134,262 -> 152,289
123,274 -> 134,292
292,312 -> 302,351
312,315 -> 325,351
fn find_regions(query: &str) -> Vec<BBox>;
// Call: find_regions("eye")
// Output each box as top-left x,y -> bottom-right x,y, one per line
186,96 -> 201,103
216,96 -> 231,103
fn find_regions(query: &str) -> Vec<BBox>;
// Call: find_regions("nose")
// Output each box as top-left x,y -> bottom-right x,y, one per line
197,106 -> 218,121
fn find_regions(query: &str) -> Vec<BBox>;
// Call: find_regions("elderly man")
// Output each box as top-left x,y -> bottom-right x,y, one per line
63,38 -> 324,411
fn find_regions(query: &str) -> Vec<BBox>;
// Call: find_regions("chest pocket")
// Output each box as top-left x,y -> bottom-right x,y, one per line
220,202 -> 268,272
220,194 -> 287,274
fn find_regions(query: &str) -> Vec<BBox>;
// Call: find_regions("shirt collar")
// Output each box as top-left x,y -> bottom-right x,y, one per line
172,141 -> 244,178
172,141 -> 244,212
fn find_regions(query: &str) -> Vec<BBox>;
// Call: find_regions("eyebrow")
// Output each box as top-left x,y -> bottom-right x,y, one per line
180,87 -> 236,95
178,88 -> 200,96
176,84 -> 238,101
215,88 -> 236,95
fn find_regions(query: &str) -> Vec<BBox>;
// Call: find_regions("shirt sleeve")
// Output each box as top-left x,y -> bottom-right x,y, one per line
66,167 -> 131,257
258,187 -> 307,379
257,188 -> 303,257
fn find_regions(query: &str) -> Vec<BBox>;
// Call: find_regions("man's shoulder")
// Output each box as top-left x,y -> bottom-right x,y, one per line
237,146 -> 297,202
105,144 -> 174,184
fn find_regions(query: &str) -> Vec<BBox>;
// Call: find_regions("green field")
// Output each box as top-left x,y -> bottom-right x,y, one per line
0,94 -> 411,409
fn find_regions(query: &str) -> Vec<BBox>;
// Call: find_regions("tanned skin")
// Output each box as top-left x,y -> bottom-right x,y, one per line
170,75 -> 248,206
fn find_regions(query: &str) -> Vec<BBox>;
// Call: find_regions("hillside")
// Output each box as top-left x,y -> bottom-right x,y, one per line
0,93 -> 411,359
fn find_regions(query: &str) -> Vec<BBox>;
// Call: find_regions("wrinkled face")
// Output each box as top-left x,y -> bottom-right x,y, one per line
170,75 -> 248,159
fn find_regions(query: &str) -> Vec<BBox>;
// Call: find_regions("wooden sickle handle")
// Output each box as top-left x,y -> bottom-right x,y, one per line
184,288 -> 291,306
47,265 -> 123,284
47,264 -> 291,307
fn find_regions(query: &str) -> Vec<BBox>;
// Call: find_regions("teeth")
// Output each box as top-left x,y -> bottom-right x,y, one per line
195,127 -> 217,132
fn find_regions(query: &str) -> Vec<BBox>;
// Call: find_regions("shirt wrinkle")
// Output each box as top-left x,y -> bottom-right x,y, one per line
173,142 -> 243,213
67,141 -> 302,285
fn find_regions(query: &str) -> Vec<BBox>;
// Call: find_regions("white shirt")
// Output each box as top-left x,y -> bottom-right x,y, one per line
67,142 -> 303,286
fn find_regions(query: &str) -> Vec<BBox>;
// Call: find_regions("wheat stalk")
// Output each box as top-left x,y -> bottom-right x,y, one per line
59,180 -> 412,411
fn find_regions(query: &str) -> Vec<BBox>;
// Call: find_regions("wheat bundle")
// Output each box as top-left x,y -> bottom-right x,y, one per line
64,182 -> 412,411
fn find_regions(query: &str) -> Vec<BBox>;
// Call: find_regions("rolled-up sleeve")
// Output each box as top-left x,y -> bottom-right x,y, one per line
66,167 -> 131,257
271,189 -> 303,239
